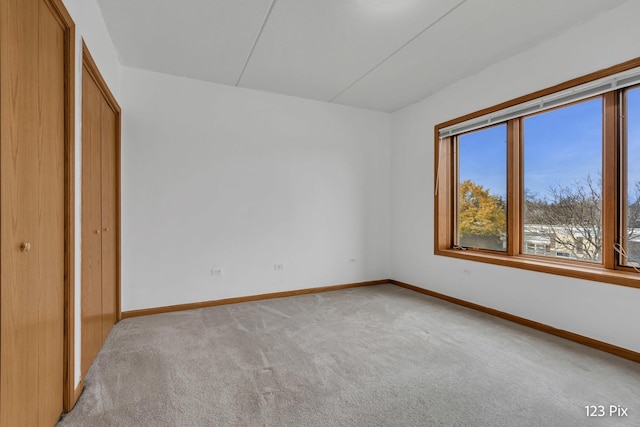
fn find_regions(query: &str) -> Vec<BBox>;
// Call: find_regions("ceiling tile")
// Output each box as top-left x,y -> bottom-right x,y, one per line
239,0 -> 463,101
97,0 -> 273,85
333,0 -> 628,112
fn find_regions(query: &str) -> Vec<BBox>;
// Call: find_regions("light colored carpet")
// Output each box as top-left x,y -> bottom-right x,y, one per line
58,284 -> 640,426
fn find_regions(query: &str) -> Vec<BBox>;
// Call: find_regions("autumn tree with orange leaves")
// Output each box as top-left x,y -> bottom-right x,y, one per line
458,180 -> 506,241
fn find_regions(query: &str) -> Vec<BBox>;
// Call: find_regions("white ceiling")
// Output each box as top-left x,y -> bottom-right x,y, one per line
97,0 -> 628,112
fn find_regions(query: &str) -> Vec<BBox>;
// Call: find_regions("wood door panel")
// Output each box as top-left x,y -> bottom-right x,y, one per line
0,1 -> 40,424
1,0 -> 66,425
81,68 -> 104,376
101,100 -> 118,339
37,2 -> 66,423
80,43 -> 120,380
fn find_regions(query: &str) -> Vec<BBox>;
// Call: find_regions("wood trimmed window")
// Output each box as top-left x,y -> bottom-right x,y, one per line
435,57 -> 640,289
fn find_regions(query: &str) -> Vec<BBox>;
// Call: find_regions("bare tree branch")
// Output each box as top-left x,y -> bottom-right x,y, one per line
524,174 -> 603,260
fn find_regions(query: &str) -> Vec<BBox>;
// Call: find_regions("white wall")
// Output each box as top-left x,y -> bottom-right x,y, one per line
121,67 -> 391,311
390,0 -> 640,353
62,0 -> 122,388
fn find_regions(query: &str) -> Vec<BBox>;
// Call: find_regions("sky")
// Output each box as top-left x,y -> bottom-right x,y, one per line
458,89 -> 640,200
628,87 -> 640,200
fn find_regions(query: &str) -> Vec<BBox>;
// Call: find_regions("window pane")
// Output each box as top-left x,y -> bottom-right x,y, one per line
622,86 -> 640,267
523,98 -> 603,262
457,124 -> 507,251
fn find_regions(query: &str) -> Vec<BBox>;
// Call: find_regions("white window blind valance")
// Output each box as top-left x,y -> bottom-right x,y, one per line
438,66 -> 640,139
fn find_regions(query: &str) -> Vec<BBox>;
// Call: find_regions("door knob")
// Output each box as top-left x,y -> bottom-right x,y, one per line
104,227 -> 110,232
95,229 -> 101,234
20,242 -> 31,252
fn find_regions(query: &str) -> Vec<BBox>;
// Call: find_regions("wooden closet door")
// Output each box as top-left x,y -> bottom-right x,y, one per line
81,58 -> 119,375
0,0 -> 66,425
81,66 -> 104,375
101,99 -> 118,338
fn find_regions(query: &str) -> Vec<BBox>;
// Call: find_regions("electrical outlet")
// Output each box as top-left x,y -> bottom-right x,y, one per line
211,268 -> 223,276
274,264 -> 284,271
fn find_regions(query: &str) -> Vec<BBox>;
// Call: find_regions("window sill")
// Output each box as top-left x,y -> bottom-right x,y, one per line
435,248 -> 640,289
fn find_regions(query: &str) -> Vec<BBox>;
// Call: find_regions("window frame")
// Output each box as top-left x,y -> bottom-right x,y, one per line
434,57 -> 640,289
519,94 -> 605,263
618,84 -> 640,271
454,122 -> 508,253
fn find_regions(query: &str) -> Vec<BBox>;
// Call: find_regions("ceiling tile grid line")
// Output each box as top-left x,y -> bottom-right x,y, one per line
328,0 -> 468,104
235,0 -> 279,87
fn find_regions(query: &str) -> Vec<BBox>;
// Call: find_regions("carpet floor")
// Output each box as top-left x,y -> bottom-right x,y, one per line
58,284 -> 640,426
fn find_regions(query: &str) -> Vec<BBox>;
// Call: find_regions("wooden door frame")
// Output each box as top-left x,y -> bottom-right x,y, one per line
40,0 -> 78,413
81,41 -> 122,319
